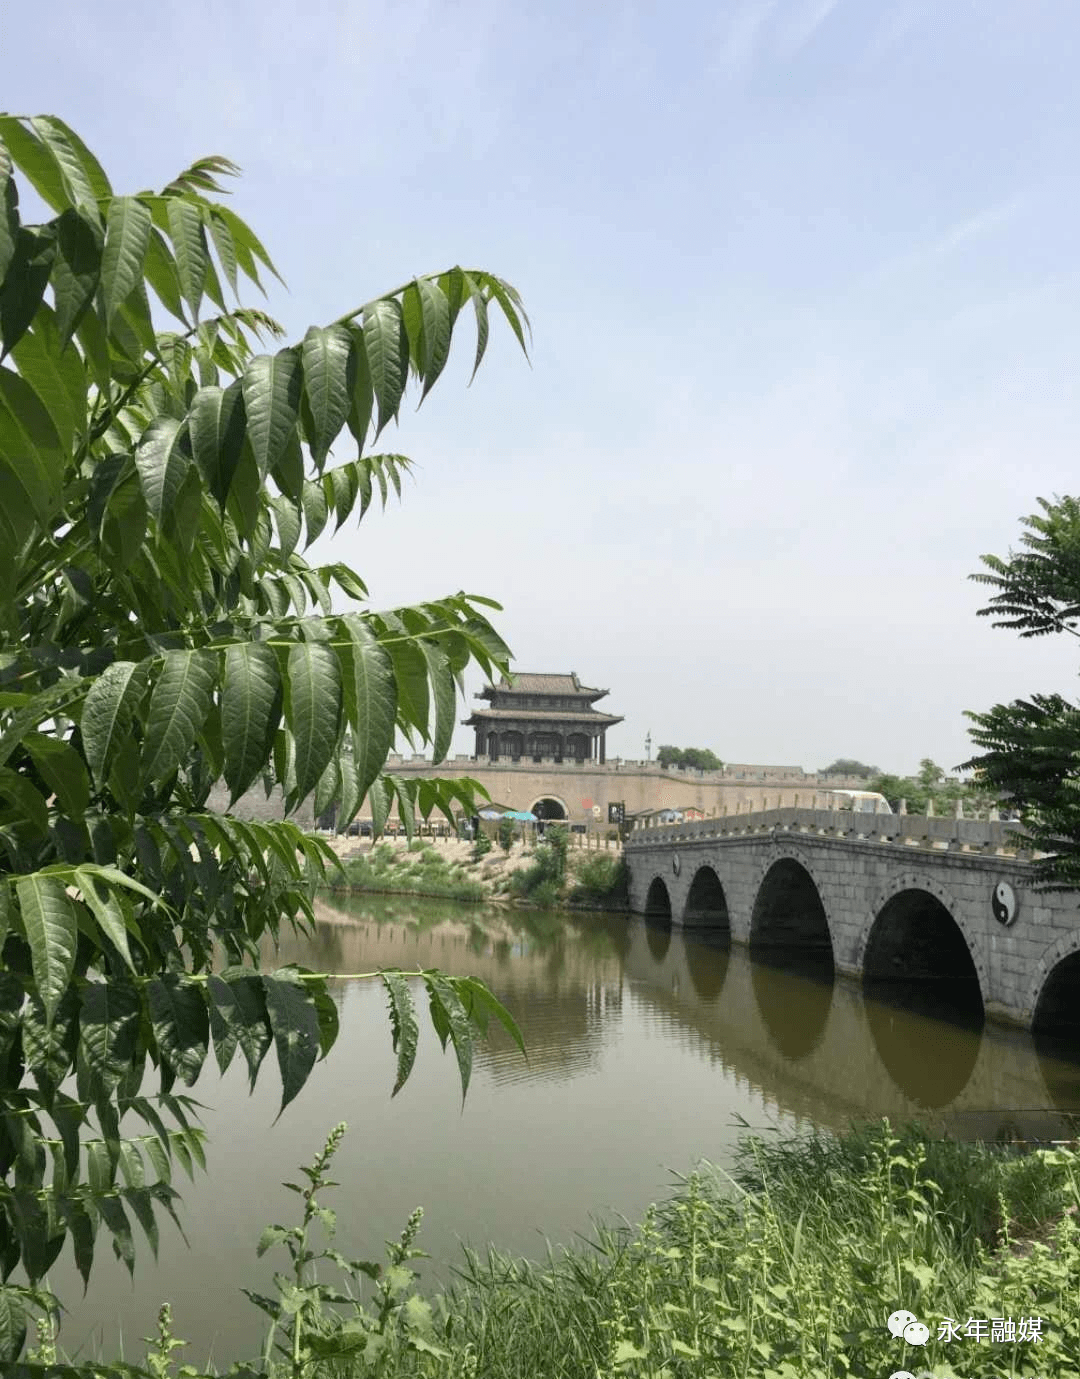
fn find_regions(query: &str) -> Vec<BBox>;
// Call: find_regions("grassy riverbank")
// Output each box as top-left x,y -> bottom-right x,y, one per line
325,833 -> 628,910
67,1121 -> 1080,1378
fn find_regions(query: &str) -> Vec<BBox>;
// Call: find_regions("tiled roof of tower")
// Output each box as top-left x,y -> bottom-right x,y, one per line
479,672 -> 608,699
463,708 -> 623,725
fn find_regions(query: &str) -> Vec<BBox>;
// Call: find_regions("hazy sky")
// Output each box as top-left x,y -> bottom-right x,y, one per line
8,1 -> 1080,776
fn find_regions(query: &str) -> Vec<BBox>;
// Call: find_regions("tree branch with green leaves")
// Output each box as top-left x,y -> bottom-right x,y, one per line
0,111 -> 528,1366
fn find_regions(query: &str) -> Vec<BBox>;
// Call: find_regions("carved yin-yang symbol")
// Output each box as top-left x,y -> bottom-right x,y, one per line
992,881 -> 1017,926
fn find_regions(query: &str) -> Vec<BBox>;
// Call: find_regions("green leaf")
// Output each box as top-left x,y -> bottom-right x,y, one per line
465,272 -> 489,383
96,1191 -> 136,1276
38,116 -> 112,200
241,346 -> 301,480
166,196 -> 209,319
301,475 -> 329,546
146,974 -> 209,1087
335,737 -> 361,831
206,209 -> 239,297
213,204 -> 283,290
207,970 -> 272,1089
285,641 -> 342,805
99,196 -> 152,330
188,379 -> 245,503
345,323 -> 374,450
53,206 -> 104,344
385,627 -> 429,741
425,974 -> 473,1099
222,642 -> 283,803
271,494 -> 302,557
457,975 -> 526,1057
337,615 -> 397,798
24,732 -> 90,816
0,115 -> 67,211
74,867 -> 136,970
78,979 -> 140,1094
382,971 -> 419,1095
263,974 -> 321,1117
0,765 -> 49,834
135,414 -> 192,521
363,298 -> 409,437
301,323 -> 352,466
29,115 -> 102,214
10,305 -> 87,455
141,648 -> 216,785
414,276 -> 451,400
366,774 -> 392,838
419,641 -> 454,763
22,987 -> 79,1095
143,225 -> 186,322
0,225 -> 55,358
15,874 -> 78,1024
0,363 -> 64,528
81,660 -> 149,788
0,1286 -> 27,1362
0,151 -> 16,288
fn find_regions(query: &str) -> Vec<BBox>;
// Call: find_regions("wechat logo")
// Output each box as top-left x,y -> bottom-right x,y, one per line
887,1309 -> 930,1345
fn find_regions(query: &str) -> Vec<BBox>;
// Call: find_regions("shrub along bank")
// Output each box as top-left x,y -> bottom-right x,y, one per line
327,828 -> 628,911
43,1120 -> 1080,1378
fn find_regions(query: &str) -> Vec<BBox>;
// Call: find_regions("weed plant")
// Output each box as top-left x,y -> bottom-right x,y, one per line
38,1121 -> 1080,1378
567,853 -> 628,906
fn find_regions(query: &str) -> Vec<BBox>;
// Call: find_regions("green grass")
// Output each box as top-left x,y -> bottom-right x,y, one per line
567,852 -> 628,906
76,1120 -> 1080,1379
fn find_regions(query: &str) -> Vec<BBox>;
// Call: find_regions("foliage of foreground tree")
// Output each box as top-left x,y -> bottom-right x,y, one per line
963,496 -> 1080,886
0,113 -> 528,1363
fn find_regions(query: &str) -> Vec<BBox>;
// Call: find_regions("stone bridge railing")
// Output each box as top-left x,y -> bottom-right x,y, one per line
626,807 -> 1033,859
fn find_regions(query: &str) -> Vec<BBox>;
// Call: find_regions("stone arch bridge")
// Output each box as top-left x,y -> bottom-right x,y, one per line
624,808 -> 1080,1033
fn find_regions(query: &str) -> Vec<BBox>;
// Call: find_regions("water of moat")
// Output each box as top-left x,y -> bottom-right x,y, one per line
54,894 -> 1080,1367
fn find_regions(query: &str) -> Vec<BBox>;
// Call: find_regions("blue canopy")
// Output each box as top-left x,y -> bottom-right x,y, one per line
506,809 -> 538,821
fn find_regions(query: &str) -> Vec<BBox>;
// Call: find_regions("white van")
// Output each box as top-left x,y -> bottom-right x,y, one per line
826,790 -> 893,815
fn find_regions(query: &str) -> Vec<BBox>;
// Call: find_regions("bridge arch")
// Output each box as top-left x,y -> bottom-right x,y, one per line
861,875 -> 984,1023
1030,931 -> 1080,1043
682,865 -> 730,935
860,877 -> 987,1031
750,853 -> 834,964
530,795 -> 568,821
643,876 -> 673,960
644,876 -> 672,924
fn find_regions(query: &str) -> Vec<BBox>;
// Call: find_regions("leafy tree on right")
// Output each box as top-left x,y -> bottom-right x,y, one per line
962,496 -> 1080,888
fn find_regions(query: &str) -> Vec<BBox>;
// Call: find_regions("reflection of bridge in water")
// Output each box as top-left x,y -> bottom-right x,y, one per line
619,920 -> 1080,1141
302,897 -> 1080,1143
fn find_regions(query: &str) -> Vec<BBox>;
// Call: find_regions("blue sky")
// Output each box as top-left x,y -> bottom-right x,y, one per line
8,0 -> 1080,775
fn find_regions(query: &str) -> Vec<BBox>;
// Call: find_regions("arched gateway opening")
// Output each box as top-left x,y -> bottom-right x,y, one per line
532,797 -> 567,821
863,889 -> 983,1027
683,866 -> 731,938
750,858 -> 833,972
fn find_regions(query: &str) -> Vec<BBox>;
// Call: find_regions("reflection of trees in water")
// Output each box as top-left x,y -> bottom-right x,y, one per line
863,989 -> 981,1108
750,955 -> 833,1060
